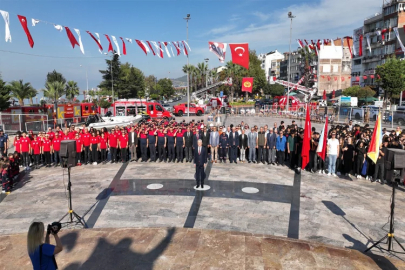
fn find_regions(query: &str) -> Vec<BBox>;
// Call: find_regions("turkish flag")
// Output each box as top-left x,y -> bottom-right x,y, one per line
229,43 -> 249,69
322,90 -> 326,100
241,78 -> 253,93
301,104 -> 312,170
17,15 -> 34,48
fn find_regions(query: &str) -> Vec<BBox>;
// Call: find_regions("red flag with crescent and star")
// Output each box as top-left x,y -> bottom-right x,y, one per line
241,78 -> 253,93
229,43 -> 249,69
17,15 -> 34,48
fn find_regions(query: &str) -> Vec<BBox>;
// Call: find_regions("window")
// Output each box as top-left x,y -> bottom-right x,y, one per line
148,105 -> 154,111
323,64 -> 330,72
354,59 -> 361,65
333,65 -> 339,72
190,104 -> 196,108
155,105 -> 163,112
85,106 -> 89,111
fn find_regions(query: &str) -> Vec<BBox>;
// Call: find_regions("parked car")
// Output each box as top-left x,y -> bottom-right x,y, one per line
163,104 -> 173,112
255,99 -> 273,108
173,103 -> 204,116
168,99 -> 173,103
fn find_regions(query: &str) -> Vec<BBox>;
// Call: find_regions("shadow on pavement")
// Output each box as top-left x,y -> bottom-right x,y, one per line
63,228 -> 176,269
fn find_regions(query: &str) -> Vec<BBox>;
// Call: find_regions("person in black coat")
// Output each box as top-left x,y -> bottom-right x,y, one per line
194,139 -> 207,188
184,126 -> 194,163
228,127 -> 239,163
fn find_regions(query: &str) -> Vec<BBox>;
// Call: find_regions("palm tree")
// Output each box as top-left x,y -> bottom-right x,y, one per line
8,80 -> 37,105
43,81 -> 65,102
191,67 -> 200,92
298,47 -> 317,88
225,62 -> 243,102
197,62 -> 208,88
65,80 -> 80,101
209,69 -> 218,84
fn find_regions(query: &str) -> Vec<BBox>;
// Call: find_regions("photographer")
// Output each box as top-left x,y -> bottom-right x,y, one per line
28,221 -> 63,270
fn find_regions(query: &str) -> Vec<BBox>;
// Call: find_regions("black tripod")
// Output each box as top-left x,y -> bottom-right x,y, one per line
365,180 -> 405,254
58,166 -> 87,228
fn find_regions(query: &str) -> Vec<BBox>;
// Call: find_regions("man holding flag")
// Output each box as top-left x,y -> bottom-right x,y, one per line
367,112 -> 385,183
301,105 -> 312,172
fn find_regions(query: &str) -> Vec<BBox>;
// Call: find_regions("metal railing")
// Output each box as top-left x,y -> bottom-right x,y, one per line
0,113 -> 48,133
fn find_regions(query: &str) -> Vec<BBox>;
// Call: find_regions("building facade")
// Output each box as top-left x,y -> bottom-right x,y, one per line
317,38 -> 353,94
258,50 -> 285,83
352,1 -> 405,92
279,51 -> 304,83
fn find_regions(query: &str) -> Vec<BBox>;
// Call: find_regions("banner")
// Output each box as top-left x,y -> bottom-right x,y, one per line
393,27 -> 405,53
241,78 -> 253,93
208,41 -> 227,63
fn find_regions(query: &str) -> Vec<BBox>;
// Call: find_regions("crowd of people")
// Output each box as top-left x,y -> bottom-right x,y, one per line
1,118 -> 404,193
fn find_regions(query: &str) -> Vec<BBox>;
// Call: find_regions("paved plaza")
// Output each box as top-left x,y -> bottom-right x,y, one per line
1,116 -> 405,269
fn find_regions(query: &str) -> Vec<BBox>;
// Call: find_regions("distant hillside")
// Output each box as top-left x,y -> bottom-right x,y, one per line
171,75 -> 187,87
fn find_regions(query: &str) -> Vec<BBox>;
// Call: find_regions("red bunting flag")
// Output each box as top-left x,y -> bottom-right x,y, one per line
172,41 -> 181,56
146,41 -> 156,56
334,77 -> 337,81
65,27 -> 79,48
297,39 -> 304,48
316,116 -> 328,161
359,35 -> 363,56
181,41 -> 189,56
229,43 -> 249,69
104,35 -> 113,52
301,105 -> 312,170
135,39 -> 148,55
86,31 -> 103,52
119,37 -> 127,55
322,90 -> 326,100
241,78 -> 253,93
17,15 -> 34,48
158,42 -> 164,58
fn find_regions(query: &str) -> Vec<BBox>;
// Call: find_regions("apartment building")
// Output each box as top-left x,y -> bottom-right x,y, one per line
258,50 -> 284,83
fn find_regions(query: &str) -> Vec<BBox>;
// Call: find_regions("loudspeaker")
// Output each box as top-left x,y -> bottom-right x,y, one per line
60,140 -> 76,168
385,149 -> 405,183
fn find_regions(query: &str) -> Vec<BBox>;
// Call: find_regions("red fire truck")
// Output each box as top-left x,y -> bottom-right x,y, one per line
104,99 -> 173,119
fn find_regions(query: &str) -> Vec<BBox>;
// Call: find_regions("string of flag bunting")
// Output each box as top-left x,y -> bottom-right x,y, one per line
0,9 -> 191,58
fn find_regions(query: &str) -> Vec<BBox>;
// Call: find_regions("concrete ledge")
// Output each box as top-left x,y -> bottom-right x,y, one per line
1,227 -> 404,270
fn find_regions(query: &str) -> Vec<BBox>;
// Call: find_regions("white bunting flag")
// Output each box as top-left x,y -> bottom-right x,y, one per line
74,28 -> 85,55
111,36 -> 121,56
0,10 -> 11,42
32,18 -> 40,27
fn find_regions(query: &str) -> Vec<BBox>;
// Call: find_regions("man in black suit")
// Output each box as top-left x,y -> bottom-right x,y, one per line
239,129 -> 248,163
228,127 -> 239,163
194,139 -> 207,188
184,126 -> 194,163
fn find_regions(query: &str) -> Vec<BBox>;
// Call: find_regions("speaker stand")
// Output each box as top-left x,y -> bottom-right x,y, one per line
58,167 -> 87,228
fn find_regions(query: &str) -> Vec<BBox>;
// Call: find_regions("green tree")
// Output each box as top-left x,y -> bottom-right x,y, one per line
157,78 -> 175,98
119,64 -> 145,99
298,47 -> 317,88
247,50 -> 266,94
342,85 -> 360,97
98,52 -> 121,99
263,84 -> 285,97
43,81 -> 65,101
376,56 -> 405,101
8,80 -> 37,105
144,75 -> 157,98
46,70 -> 66,86
182,64 -> 193,91
197,62 -> 208,88
65,80 -> 80,101
358,86 -> 376,98
0,78 -> 10,110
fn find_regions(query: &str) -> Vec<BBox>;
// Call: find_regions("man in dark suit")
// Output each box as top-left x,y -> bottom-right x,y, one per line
239,129 -> 248,163
194,139 -> 207,188
228,127 -> 239,163
184,126 -> 194,163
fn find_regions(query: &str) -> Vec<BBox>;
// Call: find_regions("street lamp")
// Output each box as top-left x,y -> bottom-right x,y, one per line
286,11 -> 296,113
184,13 -> 191,117
204,58 -> 209,88
104,52 -> 119,102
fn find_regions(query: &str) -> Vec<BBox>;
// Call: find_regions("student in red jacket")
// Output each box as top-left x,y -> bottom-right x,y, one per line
99,133 -> 108,164
108,128 -> 119,163
20,132 -> 31,170
90,132 -> 99,165
52,133 -> 62,167
118,129 -> 129,163
75,133 -> 83,165
42,134 -> 52,167
81,128 -> 91,164
30,134 -> 42,169
14,134 -> 21,155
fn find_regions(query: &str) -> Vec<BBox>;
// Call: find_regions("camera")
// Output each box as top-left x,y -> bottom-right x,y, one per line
47,222 -> 62,235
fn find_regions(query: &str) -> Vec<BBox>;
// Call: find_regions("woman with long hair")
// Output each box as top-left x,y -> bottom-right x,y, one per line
27,222 -> 63,270
355,140 -> 367,178
342,136 -> 355,176
90,131 -> 99,165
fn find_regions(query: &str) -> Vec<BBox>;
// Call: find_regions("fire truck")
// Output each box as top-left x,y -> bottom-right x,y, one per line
271,79 -> 318,111
206,96 -> 232,114
0,105 -> 49,132
103,99 -> 173,119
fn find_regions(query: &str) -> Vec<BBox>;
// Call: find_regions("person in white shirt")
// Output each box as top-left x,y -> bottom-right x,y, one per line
327,132 -> 340,176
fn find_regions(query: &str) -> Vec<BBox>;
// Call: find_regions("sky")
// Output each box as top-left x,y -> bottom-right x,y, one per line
0,0 -> 382,101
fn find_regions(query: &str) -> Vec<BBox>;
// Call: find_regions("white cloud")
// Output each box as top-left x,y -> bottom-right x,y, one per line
215,0 -> 381,53
203,25 -> 237,36
252,11 -> 270,21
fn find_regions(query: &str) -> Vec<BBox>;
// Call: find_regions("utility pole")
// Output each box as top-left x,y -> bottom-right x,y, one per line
184,14 -> 191,117
286,12 -> 296,112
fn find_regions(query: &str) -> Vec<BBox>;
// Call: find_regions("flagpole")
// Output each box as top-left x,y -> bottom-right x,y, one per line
286,12 -> 296,113
184,14 -> 191,118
